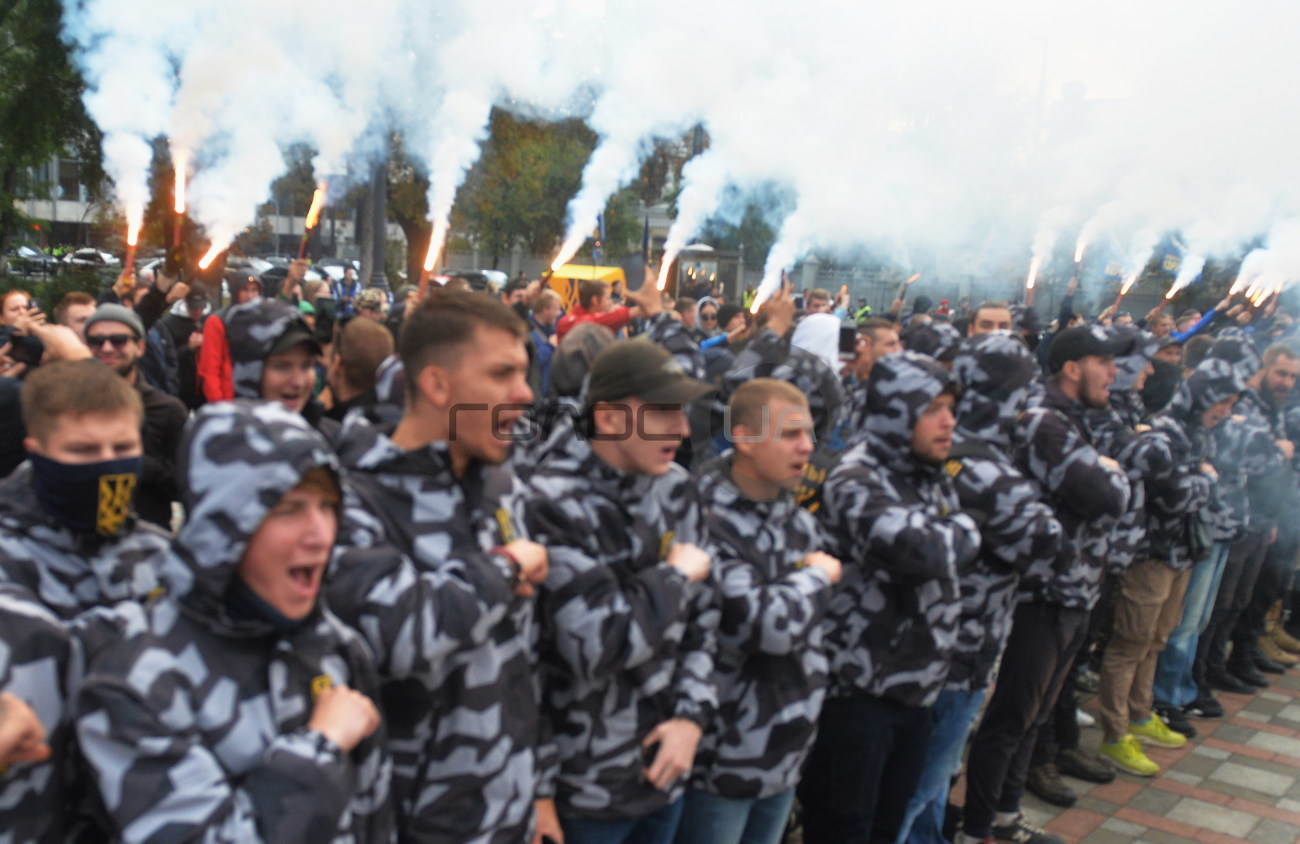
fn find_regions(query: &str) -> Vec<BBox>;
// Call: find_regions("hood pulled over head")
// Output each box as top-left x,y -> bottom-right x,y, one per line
953,331 -> 1038,447
169,401 -> 340,616
865,349 -> 955,466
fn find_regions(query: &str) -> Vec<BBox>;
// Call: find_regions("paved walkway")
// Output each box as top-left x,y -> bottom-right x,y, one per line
955,670 -> 1300,843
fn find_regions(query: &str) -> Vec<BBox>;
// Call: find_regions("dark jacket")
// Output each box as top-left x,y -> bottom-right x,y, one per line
328,408 -> 537,844
690,456 -> 834,799
522,417 -> 719,821
135,378 -> 187,530
75,401 -> 392,843
819,351 -> 980,707
1015,379 -> 1131,609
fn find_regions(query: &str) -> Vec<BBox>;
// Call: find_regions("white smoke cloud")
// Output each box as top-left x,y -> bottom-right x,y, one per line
60,0 -> 1300,302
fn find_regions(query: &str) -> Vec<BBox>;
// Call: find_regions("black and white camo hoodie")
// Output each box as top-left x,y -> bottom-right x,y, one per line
946,334 -> 1065,692
75,401 -> 393,843
522,415 -> 720,822
328,406 -> 539,844
0,583 -> 78,843
1015,378 -> 1132,609
819,351 -> 981,708
688,455 -> 835,799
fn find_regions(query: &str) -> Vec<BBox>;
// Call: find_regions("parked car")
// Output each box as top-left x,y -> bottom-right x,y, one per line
62,248 -> 122,269
7,244 -> 60,276
444,269 -> 508,293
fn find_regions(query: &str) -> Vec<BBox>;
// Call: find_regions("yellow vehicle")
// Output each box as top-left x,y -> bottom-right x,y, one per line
547,264 -> 627,310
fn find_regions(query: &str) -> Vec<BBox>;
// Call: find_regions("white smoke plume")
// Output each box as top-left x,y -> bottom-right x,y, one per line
59,0 -> 1300,301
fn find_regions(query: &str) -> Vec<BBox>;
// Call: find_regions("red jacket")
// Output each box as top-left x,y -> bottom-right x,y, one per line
196,314 -> 233,402
555,304 -> 632,342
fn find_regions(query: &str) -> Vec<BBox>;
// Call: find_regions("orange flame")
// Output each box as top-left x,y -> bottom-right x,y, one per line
551,236 -> 584,273
304,186 -> 326,230
1165,285 -> 1179,300
198,243 -> 223,270
127,220 -> 140,247
1119,273 -> 1138,296
423,221 -> 446,274
1074,239 -> 1086,263
905,273 -> 921,285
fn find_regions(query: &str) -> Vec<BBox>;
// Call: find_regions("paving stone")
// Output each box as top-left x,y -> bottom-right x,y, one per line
1275,703 -> 1300,723
1140,830 -> 1194,844
1192,743 -> 1232,760
1080,831 -> 1139,844
1209,761 -> 1297,796
1164,770 -> 1203,787
1173,753 -> 1222,777
1248,817 -> 1300,844
1204,778 -> 1290,805
1076,795 -> 1122,816
1166,797 -> 1259,837
1277,797 -> 1300,813
1259,691 -> 1292,703
1247,731 -> 1300,758
1239,709 -> 1274,723
1101,817 -> 1148,836
1213,722 -> 1259,744
1127,787 -> 1183,816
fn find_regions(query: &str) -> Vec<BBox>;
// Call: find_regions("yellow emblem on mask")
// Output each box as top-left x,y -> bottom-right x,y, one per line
944,459 -> 963,478
96,473 -> 136,536
311,674 -> 333,700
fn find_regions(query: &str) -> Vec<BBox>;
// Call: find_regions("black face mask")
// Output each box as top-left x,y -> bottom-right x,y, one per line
28,453 -> 142,536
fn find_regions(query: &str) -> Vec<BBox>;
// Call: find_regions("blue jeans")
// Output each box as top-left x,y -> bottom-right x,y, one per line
895,688 -> 987,844
675,788 -> 795,844
1153,542 -> 1230,708
562,799 -> 685,844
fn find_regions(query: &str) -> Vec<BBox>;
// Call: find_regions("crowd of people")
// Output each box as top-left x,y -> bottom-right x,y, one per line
0,259 -> 1298,844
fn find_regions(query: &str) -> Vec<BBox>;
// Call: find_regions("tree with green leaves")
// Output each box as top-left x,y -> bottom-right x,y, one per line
0,0 -> 102,265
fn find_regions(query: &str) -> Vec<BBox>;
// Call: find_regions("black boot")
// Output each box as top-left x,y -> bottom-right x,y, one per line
1229,642 -> 1270,687
1026,762 -> 1077,807
1056,748 -> 1116,783
1207,667 -> 1256,694
1156,705 -> 1198,738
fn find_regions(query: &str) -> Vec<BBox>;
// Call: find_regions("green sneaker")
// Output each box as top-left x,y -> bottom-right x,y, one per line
1100,735 -> 1160,776
1129,714 -> 1187,748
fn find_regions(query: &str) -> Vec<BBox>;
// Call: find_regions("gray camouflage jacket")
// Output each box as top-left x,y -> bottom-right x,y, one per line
75,401 -> 393,843
946,334 -> 1064,692
522,417 -> 720,821
328,408 -> 539,844
689,456 -> 834,799
1015,380 -> 1131,609
0,584 -> 78,843
819,351 -> 980,707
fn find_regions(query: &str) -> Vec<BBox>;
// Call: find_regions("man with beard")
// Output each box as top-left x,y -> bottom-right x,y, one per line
1097,359 -> 1241,776
84,304 -> 187,529
897,334 -> 1064,844
800,351 -> 980,844
959,326 -> 1132,844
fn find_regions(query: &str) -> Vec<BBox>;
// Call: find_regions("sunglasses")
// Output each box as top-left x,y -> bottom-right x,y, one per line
86,333 -> 135,349
700,313 -> 717,322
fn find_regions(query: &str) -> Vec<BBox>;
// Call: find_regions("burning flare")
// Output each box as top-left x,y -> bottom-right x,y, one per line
198,243 -> 223,270
1119,272 -> 1138,297
1025,257 -> 1040,290
1074,238 -> 1086,264
423,219 -> 448,274
304,185 -> 326,230
551,235 -> 584,273
173,152 -> 187,215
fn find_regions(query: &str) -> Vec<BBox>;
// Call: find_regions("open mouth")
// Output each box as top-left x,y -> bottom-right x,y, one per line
287,564 -> 322,595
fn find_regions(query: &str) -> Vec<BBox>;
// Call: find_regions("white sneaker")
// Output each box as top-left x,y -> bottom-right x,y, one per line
1076,708 -> 1096,728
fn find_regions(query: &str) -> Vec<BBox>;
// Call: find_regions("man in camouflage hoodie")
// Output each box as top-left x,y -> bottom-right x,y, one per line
960,325 -> 1131,844
680,378 -> 842,844
522,338 -> 717,844
0,360 -> 170,841
799,350 -> 980,844
76,401 -> 393,842
897,333 -> 1064,844
326,289 -> 550,844
1096,359 -> 1241,776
